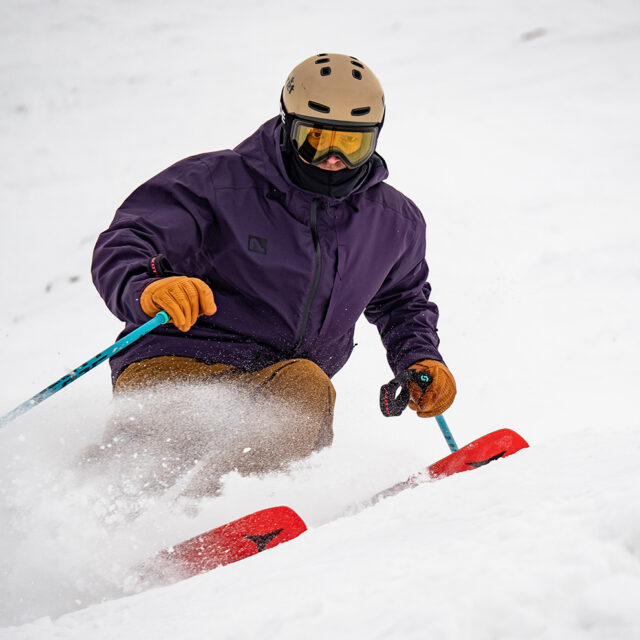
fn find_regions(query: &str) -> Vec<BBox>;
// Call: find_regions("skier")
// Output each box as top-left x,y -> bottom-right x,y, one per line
91,53 -> 456,490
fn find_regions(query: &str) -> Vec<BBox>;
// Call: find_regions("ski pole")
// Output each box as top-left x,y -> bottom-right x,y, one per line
0,311 -> 170,429
434,414 -> 458,453
379,369 -> 459,452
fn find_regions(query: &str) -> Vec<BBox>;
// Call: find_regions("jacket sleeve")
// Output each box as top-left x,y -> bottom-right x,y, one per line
364,219 -> 443,376
91,156 -> 213,324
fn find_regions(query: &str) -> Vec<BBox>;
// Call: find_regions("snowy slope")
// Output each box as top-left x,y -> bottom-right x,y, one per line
1,0 -> 639,638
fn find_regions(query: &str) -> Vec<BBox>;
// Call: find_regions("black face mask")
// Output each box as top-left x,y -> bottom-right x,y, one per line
281,131 -> 369,198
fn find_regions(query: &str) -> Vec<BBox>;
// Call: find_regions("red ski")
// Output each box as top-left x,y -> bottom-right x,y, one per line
142,430 -> 526,583
374,370 -> 530,501
153,506 -> 307,581
369,428 -> 529,503
143,365 -> 529,584
147,431 -> 526,580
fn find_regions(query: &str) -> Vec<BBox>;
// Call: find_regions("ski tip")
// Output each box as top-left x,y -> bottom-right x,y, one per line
490,428 -> 529,451
428,428 -> 529,479
144,505 -> 307,583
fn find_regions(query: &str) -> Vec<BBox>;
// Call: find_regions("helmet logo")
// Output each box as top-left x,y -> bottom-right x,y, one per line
286,76 -> 295,94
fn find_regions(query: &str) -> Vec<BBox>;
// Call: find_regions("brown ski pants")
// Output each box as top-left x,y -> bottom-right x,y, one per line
107,356 -> 336,495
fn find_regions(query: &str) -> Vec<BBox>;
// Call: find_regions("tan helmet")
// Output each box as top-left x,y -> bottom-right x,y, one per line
281,53 -> 385,125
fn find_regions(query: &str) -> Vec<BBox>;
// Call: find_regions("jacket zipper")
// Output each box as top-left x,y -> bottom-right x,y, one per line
292,198 -> 323,352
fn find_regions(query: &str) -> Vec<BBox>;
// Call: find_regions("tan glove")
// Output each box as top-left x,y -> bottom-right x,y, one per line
140,276 -> 216,332
408,359 -> 457,418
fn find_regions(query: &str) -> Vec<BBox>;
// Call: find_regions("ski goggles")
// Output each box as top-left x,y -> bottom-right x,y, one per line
290,119 -> 379,169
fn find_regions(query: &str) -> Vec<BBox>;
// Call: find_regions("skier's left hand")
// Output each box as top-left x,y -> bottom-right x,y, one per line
408,360 -> 457,418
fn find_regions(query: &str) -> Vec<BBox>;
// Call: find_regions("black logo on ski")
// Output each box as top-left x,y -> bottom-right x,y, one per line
244,529 -> 284,552
465,451 -> 508,468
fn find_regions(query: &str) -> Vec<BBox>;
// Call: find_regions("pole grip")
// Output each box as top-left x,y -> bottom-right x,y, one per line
379,369 -> 431,417
379,368 -> 459,452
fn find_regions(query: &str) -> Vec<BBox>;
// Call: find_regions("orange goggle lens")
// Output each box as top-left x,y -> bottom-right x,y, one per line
291,121 -> 378,168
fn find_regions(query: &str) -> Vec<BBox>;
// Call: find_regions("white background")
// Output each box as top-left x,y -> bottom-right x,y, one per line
1,1 -> 639,638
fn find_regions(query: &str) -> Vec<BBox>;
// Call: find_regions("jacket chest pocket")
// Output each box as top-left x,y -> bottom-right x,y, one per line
319,243 -> 387,339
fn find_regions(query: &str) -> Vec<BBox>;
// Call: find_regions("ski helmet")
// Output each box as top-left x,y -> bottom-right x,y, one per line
281,53 -> 385,169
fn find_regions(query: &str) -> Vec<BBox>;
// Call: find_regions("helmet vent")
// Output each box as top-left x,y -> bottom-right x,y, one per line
352,69 -> 362,80
308,101 -> 331,114
320,66 -> 332,76
351,61 -> 364,69
315,57 -> 330,64
351,107 -> 371,116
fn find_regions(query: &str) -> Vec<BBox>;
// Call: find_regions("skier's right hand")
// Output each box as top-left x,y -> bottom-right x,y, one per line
140,276 -> 217,332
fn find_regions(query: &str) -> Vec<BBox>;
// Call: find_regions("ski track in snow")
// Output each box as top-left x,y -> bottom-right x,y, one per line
1,0 -> 639,638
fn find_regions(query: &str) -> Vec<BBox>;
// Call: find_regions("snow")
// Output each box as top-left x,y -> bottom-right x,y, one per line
1,0 -> 639,637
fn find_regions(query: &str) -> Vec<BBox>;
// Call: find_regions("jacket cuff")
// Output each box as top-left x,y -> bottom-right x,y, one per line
129,276 -> 161,324
391,348 -> 444,377
148,254 -> 181,278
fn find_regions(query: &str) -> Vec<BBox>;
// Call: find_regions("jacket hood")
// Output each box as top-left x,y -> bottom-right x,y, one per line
234,116 -> 389,201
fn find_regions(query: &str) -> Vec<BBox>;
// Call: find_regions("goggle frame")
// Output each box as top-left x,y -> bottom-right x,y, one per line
290,116 -> 381,169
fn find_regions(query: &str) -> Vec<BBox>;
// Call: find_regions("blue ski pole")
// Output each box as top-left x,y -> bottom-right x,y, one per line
434,414 -> 458,452
0,311 -> 170,429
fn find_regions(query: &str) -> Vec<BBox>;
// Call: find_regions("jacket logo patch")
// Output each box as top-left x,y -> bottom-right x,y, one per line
248,235 -> 268,255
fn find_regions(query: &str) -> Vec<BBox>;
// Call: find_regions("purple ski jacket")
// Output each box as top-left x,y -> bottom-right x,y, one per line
92,117 -> 443,385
